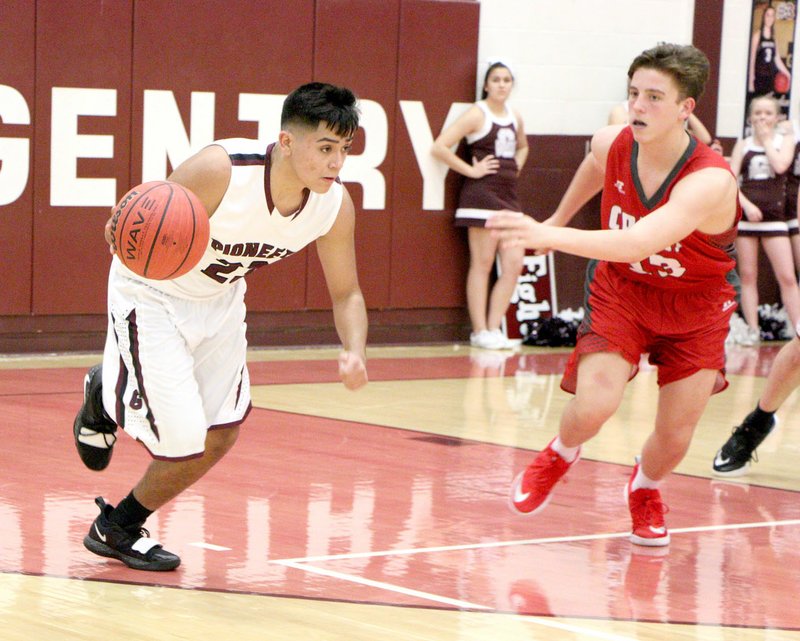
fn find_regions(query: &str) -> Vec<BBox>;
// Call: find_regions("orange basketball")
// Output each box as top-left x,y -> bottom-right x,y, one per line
111,181 -> 210,280
775,72 -> 790,94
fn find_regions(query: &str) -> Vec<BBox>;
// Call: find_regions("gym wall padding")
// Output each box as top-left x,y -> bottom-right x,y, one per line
0,0 -> 479,347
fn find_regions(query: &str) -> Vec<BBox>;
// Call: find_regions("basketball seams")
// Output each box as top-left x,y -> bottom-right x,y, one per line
113,180 -> 208,280
114,182 -> 164,260
142,184 -> 176,278
163,185 -> 199,280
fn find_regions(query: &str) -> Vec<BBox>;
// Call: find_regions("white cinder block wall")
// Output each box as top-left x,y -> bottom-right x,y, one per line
477,0 -> 753,138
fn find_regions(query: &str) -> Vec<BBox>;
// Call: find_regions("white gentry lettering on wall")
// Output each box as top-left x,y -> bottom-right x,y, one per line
0,85 -> 470,211
0,85 -> 31,206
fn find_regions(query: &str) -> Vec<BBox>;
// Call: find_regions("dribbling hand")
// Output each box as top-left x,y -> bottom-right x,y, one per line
339,351 -> 368,390
104,215 -> 116,255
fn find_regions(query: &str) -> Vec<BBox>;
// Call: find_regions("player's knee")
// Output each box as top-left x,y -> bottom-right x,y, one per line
469,255 -> 495,274
568,398 -> 616,433
785,337 -> 800,366
776,272 -> 797,289
498,249 -> 524,272
205,425 -> 240,459
738,268 -> 757,284
654,424 -> 693,454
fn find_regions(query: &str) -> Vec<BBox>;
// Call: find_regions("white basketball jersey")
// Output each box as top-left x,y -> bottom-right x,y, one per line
115,138 -> 343,300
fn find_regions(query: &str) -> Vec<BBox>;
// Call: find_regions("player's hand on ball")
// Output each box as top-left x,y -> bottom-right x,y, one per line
104,215 -> 116,255
339,351 -> 368,390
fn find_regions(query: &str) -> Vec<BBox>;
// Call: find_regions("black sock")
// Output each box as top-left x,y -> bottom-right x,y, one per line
109,491 -> 153,528
751,404 -> 776,433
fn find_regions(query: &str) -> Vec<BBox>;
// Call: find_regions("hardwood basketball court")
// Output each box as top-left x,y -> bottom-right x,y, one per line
1,343 -> 798,640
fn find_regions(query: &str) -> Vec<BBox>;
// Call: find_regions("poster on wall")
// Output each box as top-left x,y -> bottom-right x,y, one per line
500,252 -> 557,340
744,0 -> 797,134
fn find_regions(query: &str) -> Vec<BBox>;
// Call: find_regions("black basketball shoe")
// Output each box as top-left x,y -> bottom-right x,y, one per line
712,410 -> 776,477
83,497 -> 181,571
73,364 -> 117,471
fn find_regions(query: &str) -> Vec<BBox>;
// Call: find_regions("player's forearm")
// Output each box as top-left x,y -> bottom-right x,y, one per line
767,147 -> 793,174
332,292 -> 368,360
738,190 -> 755,210
542,226 -> 659,263
431,142 -> 475,178
515,145 -> 529,175
687,114 -> 712,145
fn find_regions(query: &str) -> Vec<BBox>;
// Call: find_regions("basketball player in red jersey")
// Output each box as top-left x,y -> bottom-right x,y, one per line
487,44 -> 740,546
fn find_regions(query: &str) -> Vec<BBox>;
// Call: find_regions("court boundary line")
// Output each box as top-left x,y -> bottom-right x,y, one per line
276,560 -> 643,641
272,519 -> 800,639
272,517 -> 800,563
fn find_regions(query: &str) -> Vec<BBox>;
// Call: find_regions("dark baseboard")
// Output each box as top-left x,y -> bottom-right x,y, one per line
0,308 -> 471,354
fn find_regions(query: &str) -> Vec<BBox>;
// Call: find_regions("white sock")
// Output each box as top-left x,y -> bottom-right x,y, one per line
631,462 -> 659,491
550,436 -> 579,463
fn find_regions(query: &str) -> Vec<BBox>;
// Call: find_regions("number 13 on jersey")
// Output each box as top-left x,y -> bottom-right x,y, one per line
609,205 -> 686,278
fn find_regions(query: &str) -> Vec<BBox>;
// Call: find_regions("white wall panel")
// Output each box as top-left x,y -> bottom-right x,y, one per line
718,0 -> 755,138
477,0 -> 698,135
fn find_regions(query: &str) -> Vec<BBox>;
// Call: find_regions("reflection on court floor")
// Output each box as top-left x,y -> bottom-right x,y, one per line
0,344 -> 798,640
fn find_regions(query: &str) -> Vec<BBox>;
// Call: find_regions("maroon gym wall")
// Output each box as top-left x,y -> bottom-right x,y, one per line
0,0 -> 479,351
0,0 -> 739,352
0,0 -> 34,315
131,0 -> 316,313
310,0 -> 398,311
32,1 -> 133,315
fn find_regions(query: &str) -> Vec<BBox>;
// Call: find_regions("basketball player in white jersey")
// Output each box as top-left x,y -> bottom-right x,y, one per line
73,83 -> 368,571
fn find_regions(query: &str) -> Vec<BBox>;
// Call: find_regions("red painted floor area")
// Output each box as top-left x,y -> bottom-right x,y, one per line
1,351 -> 799,631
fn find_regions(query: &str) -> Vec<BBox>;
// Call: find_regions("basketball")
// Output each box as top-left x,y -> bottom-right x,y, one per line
775,72 -> 790,94
111,181 -> 210,280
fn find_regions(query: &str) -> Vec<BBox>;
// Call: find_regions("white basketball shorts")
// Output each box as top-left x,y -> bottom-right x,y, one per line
101,265 -> 251,460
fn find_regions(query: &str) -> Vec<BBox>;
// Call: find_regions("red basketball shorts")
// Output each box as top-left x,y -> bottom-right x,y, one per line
561,262 -> 736,395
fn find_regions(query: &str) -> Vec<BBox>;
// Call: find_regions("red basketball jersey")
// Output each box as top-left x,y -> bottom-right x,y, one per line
600,126 -> 740,289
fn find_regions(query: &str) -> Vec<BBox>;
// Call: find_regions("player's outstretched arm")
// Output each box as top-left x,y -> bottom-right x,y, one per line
488,167 -> 737,263
316,187 -> 368,390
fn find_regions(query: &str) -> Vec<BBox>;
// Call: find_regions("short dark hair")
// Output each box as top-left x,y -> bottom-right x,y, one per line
628,43 -> 709,101
281,82 -> 360,137
481,62 -> 513,100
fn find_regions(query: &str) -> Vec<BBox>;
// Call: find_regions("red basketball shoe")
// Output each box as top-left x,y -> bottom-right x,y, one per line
509,438 -> 579,515
626,463 -> 670,546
